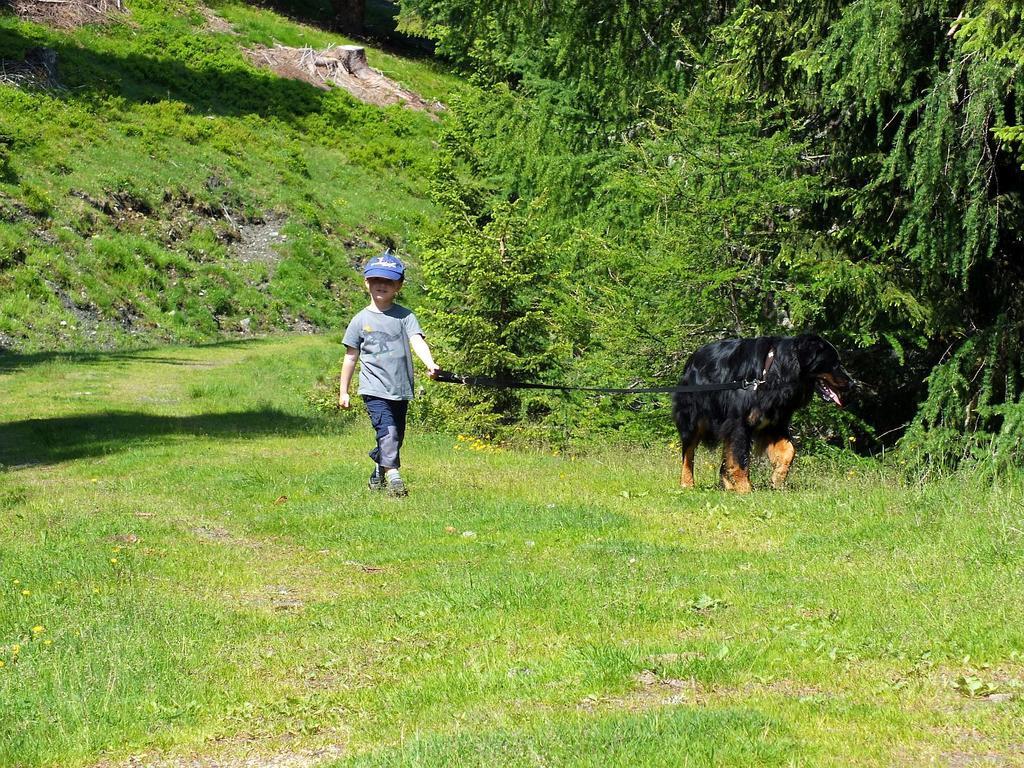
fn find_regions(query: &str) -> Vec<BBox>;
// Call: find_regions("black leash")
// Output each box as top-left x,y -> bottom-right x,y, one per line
433,369 -> 765,395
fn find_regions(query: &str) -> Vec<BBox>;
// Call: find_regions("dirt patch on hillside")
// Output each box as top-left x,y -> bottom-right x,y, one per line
4,0 -> 125,29
200,4 -> 235,35
244,44 -> 444,116
232,214 -> 288,270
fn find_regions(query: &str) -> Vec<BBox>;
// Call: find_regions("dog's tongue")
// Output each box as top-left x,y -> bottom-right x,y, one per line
820,383 -> 843,407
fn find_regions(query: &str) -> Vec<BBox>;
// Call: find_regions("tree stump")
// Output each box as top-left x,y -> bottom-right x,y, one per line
335,45 -> 369,75
316,45 -> 370,76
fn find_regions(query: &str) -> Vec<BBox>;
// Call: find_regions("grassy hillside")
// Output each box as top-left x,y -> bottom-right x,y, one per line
1,336 -> 1022,766
0,0 -> 461,351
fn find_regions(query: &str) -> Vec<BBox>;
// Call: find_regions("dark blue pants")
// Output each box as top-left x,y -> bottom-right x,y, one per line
363,396 -> 409,469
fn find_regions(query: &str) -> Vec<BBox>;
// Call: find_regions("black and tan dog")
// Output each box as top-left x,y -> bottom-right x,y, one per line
672,334 -> 853,492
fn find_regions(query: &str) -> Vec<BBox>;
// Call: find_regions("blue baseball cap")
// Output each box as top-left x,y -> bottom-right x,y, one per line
363,251 -> 405,280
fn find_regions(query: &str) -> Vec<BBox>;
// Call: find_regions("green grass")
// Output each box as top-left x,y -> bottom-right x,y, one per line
1,336 -> 1022,766
1,0 -> 460,351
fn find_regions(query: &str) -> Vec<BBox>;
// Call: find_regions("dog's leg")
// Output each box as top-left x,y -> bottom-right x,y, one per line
766,437 -> 796,489
720,436 -> 752,493
675,415 -> 700,489
680,439 -> 696,488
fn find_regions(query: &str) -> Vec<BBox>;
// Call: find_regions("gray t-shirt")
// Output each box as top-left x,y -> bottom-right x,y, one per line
343,304 -> 424,400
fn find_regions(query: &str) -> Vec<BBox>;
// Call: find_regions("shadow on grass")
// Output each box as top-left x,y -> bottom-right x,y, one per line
0,338 -> 278,374
0,409 -> 322,467
0,23 -> 336,121
0,12 -> 436,122
233,0 -> 435,58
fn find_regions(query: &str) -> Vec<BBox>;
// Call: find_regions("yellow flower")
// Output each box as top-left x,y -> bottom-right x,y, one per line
0,660 -> 5,668
31,626 -> 44,634
43,640 -> 52,647
20,589 -> 30,596
110,558 -> 118,564
11,644 -> 20,655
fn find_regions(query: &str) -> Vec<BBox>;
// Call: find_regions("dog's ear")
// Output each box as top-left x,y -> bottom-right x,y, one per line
769,337 -> 803,381
792,333 -> 828,370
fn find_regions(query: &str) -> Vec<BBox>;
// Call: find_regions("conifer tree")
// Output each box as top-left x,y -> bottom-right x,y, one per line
419,119 -> 571,437
406,0 -> 1023,463
719,0 -> 1023,468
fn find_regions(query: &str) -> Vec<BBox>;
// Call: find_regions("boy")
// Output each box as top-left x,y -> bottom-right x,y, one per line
339,251 -> 438,497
